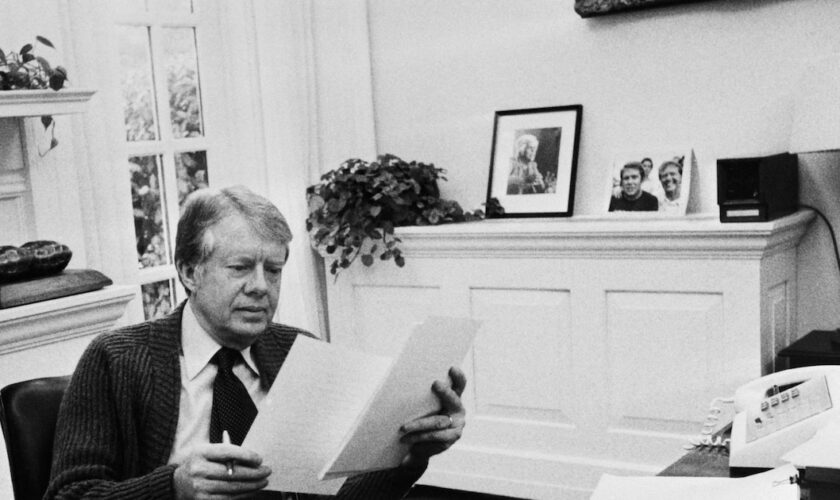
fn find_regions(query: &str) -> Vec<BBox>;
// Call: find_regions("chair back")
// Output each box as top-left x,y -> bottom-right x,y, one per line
0,376 -> 70,500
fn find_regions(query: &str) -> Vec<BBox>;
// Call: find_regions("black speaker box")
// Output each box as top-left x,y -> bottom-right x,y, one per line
716,153 -> 798,222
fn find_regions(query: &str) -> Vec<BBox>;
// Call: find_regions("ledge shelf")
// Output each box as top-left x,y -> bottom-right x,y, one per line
0,89 -> 96,118
0,284 -> 137,354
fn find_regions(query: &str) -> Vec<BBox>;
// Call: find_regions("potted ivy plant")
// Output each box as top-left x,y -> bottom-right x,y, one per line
306,154 -> 488,276
0,35 -> 69,154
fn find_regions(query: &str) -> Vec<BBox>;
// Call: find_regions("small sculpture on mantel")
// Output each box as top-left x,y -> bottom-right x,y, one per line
0,240 -> 72,283
0,240 -> 113,309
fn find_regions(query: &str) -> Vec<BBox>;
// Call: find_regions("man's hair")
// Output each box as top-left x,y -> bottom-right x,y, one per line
620,161 -> 644,181
175,186 -> 293,292
658,159 -> 683,178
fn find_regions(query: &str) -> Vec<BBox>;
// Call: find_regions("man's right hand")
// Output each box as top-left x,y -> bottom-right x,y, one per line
173,442 -> 271,499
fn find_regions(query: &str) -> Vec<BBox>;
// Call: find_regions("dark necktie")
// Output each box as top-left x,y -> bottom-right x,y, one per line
209,347 -> 259,445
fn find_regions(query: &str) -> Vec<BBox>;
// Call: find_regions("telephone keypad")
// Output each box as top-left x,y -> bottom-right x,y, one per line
745,375 -> 832,443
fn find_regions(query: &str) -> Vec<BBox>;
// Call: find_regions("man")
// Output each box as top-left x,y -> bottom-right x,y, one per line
46,186 -> 466,499
639,157 -> 663,200
657,159 -> 684,214
608,162 -> 659,212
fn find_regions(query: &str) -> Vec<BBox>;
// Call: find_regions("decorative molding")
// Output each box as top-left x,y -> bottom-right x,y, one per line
0,89 -> 96,118
320,210 -> 815,261
0,285 -> 137,354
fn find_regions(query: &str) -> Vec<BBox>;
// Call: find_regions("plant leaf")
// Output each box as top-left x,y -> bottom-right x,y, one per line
20,43 -> 33,55
36,36 -> 55,48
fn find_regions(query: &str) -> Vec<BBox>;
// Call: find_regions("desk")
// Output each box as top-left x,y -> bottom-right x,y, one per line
778,329 -> 840,369
659,447 -> 839,499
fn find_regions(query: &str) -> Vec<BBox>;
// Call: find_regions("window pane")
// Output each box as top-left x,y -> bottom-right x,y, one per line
119,26 -> 159,142
142,279 -> 174,320
163,28 -> 204,138
129,155 -> 171,268
176,151 -> 209,208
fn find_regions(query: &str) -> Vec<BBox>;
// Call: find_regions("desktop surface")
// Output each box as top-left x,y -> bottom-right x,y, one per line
659,446 -> 839,499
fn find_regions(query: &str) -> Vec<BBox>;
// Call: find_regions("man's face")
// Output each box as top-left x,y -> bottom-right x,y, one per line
182,213 -> 287,349
659,165 -> 682,197
620,168 -> 642,198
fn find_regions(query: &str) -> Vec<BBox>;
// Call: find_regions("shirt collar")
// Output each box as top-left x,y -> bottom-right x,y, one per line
182,300 -> 260,380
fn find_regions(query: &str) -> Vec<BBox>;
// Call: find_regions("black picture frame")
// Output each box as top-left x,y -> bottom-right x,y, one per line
486,105 -> 582,218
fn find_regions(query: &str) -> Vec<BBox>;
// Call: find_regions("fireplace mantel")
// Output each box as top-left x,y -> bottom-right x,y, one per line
0,285 -> 136,354
321,210 -> 814,499
0,89 -> 96,118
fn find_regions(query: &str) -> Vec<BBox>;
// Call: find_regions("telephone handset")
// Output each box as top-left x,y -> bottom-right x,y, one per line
729,365 -> 840,468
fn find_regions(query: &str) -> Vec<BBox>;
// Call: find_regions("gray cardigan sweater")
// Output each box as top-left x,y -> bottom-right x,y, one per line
45,305 -> 424,499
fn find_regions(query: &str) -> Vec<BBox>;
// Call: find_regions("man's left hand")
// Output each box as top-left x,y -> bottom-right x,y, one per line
399,366 -> 467,469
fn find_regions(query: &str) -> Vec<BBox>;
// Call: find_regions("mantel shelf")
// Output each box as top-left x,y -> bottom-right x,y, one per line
0,89 -> 96,118
0,284 -> 137,354
318,210 -> 816,261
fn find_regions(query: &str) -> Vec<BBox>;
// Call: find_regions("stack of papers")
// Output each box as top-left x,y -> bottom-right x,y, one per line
590,464 -> 800,500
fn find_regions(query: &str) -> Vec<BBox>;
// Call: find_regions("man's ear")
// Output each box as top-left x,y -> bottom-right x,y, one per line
177,260 -> 199,294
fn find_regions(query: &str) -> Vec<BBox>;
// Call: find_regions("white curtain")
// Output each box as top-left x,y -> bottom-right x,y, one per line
253,0 -> 377,338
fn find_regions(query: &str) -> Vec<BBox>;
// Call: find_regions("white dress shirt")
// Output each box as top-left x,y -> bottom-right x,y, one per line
167,301 -> 267,464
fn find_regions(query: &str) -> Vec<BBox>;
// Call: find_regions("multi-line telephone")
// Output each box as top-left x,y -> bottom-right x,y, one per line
697,365 -> 840,469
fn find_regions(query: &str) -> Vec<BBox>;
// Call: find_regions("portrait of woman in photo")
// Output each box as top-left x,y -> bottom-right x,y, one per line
507,134 -> 545,195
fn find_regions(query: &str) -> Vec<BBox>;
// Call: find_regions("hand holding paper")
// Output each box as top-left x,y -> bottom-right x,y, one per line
398,366 -> 467,469
241,316 -> 480,494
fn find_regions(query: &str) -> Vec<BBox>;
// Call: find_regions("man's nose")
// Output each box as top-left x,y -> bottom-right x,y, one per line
244,266 -> 269,294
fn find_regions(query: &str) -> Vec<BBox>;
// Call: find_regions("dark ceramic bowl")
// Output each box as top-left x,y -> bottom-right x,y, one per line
0,245 -> 35,283
20,240 -> 73,277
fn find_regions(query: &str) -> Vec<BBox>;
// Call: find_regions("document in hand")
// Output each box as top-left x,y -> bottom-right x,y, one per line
590,464 -> 800,500
241,316 -> 480,494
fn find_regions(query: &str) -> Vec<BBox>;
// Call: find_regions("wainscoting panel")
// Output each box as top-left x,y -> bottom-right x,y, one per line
470,287 -> 572,422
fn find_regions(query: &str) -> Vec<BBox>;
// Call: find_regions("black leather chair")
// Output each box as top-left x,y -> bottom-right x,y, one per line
0,375 -> 70,500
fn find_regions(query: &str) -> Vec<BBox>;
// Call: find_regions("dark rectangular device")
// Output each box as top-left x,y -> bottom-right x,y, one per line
716,152 -> 798,222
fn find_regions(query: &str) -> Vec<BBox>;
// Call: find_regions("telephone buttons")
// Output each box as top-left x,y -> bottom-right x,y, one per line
745,375 -> 833,442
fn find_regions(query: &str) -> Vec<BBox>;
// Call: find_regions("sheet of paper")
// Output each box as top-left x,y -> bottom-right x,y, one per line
782,418 -> 840,468
241,336 -> 392,494
320,316 -> 480,479
590,464 -> 799,500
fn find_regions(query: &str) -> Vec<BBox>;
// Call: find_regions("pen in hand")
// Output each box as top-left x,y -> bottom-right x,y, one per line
222,430 -> 235,476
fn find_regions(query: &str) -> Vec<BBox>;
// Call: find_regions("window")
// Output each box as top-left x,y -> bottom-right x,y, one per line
116,1 -> 211,319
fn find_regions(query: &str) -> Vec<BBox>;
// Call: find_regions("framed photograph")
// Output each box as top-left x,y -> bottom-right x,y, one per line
605,148 -> 696,216
486,105 -> 582,218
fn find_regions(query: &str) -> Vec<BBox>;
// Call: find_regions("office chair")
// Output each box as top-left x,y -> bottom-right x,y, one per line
0,375 -> 70,500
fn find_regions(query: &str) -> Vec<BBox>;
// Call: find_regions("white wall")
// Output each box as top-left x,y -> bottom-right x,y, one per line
363,0 -> 840,338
